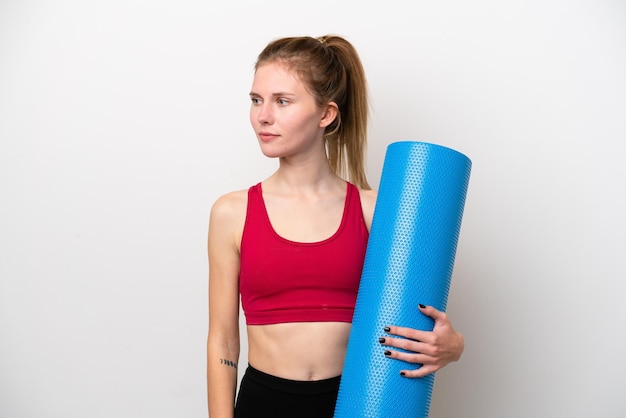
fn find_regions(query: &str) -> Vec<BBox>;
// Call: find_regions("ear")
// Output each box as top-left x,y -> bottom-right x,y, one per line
319,102 -> 338,128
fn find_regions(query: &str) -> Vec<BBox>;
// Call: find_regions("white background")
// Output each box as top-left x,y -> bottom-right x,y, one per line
1,1 -> 625,417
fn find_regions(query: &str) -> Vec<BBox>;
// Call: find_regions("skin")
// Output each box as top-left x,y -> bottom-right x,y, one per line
206,62 -> 464,417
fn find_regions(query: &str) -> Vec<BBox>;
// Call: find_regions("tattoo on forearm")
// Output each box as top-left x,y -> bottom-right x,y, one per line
220,358 -> 238,370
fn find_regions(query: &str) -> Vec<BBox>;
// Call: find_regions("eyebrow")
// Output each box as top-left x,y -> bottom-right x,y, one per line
249,92 -> 296,98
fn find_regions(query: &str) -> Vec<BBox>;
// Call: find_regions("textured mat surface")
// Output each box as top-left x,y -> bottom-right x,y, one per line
333,141 -> 471,418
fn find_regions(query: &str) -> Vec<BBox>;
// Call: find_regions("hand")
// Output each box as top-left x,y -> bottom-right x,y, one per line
380,304 -> 464,378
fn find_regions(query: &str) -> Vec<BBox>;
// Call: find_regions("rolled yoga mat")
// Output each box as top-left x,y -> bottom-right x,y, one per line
333,141 -> 471,418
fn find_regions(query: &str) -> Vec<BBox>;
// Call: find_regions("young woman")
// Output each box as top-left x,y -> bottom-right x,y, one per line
207,35 -> 464,418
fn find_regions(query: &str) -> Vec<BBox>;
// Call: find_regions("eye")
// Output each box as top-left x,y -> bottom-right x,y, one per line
277,98 -> 289,106
250,97 -> 261,105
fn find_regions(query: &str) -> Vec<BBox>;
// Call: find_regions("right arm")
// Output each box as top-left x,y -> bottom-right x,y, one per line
207,192 -> 245,417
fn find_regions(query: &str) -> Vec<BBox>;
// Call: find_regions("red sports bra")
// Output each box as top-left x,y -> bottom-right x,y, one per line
239,182 -> 369,325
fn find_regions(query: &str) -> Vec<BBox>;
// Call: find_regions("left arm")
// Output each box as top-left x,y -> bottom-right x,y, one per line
380,304 -> 464,378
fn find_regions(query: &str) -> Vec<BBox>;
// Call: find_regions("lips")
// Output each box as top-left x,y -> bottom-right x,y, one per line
258,132 -> 278,142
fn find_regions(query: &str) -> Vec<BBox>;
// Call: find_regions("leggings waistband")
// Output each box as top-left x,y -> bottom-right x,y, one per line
243,365 -> 341,396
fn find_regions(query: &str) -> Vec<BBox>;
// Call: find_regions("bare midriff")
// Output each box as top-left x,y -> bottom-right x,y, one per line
247,321 -> 352,381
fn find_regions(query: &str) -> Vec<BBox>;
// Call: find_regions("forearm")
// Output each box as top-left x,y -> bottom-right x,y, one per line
207,339 -> 240,417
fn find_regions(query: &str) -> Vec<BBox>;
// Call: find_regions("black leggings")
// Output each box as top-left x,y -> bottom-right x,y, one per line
234,365 -> 341,418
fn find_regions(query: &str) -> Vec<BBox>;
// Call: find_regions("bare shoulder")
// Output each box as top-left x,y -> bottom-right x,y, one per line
358,188 -> 378,229
358,188 -> 378,206
210,189 -> 248,221
208,189 -> 248,246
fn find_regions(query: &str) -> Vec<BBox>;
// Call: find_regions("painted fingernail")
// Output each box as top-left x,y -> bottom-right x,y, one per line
383,326 -> 391,332
384,350 -> 391,356
379,337 -> 385,344
419,303 -> 426,309
400,371 -> 406,377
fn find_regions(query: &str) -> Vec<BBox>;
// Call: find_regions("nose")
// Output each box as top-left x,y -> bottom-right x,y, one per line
256,103 -> 273,125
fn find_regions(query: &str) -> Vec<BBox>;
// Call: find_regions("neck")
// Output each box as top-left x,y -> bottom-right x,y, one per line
265,154 -> 344,195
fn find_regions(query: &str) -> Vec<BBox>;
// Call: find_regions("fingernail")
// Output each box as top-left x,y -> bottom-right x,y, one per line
378,337 -> 385,344
384,350 -> 391,356
419,303 -> 426,309
400,371 -> 406,377
383,326 -> 391,332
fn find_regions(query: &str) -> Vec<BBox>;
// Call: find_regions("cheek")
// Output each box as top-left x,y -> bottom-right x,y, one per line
302,112 -> 323,132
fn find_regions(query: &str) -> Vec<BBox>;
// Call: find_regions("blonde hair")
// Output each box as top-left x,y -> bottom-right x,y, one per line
255,35 -> 371,190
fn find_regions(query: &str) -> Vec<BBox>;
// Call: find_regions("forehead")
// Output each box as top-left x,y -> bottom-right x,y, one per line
251,62 -> 306,94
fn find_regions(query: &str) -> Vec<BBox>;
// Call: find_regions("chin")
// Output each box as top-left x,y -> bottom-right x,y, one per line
260,151 -> 281,159
258,142 -> 287,159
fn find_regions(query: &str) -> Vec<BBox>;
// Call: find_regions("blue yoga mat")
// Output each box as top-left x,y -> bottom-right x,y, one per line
333,141 -> 471,418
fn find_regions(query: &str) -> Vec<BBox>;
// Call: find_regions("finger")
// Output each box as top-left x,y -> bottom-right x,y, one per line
399,364 -> 438,379
383,325 -> 434,344
384,348 -> 435,366
418,304 -> 449,323
379,336 -> 437,357
383,349 -> 440,378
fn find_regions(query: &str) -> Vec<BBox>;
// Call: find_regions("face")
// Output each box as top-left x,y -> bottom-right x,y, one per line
249,62 -> 335,159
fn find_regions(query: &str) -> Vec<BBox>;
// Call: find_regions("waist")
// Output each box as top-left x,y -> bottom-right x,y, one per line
247,322 -> 351,380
